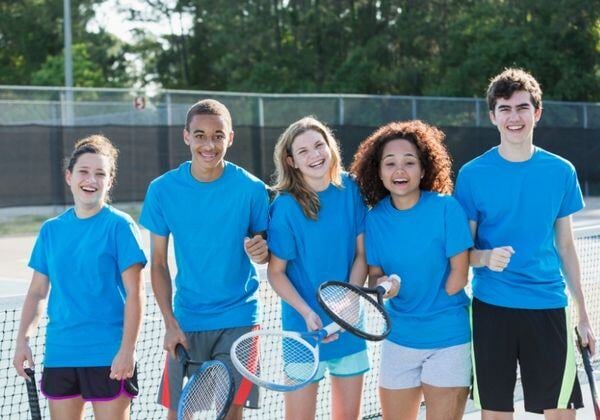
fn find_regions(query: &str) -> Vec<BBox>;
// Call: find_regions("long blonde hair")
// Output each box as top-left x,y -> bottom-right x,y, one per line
272,117 -> 343,220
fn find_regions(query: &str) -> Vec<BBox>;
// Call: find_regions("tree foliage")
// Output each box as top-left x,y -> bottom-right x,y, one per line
0,0 -> 131,86
133,0 -> 599,100
2,0 -> 598,101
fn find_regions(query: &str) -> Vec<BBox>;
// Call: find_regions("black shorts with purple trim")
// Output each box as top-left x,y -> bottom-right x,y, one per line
41,366 -> 138,401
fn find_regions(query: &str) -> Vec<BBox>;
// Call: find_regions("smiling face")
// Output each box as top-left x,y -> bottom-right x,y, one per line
490,90 -> 542,147
287,129 -> 333,191
66,152 -> 113,214
183,113 -> 234,181
379,139 -> 423,209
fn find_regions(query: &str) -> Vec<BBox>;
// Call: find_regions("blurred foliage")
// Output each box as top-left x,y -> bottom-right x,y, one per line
1,0 -> 598,101
0,0 -> 132,87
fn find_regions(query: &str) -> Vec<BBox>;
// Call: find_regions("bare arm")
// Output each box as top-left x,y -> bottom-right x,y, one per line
13,271 -> 49,379
555,216 -> 596,354
467,220 -> 515,271
150,233 -> 186,358
368,265 -> 400,298
445,250 -> 469,295
110,263 -> 145,380
348,234 -> 368,287
267,255 -> 316,327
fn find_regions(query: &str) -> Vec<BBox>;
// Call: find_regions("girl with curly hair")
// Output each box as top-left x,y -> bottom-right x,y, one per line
351,120 -> 472,420
268,116 -> 369,419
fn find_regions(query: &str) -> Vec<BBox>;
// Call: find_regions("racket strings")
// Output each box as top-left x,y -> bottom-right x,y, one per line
233,334 -> 317,388
320,285 -> 389,337
180,363 -> 232,418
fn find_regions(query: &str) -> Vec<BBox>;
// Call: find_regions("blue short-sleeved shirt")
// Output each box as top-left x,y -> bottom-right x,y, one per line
139,161 -> 269,331
454,146 -> 584,309
365,192 -> 473,349
29,206 -> 147,367
267,174 -> 368,360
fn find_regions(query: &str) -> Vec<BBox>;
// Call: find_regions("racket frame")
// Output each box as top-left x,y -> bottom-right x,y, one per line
175,344 -> 235,420
317,280 -> 392,341
230,327 -> 337,392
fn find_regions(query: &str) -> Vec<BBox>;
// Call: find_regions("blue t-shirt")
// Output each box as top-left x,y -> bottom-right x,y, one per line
454,146 -> 584,309
29,206 -> 147,367
139,161 -> 269,331
365,192 -> 472,349
267,174 -> 368,361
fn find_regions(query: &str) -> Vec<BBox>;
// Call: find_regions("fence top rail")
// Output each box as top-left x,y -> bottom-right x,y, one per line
0,85 -> 598,107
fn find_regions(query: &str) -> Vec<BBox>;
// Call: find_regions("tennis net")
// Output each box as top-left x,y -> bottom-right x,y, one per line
1,225 -> 599,419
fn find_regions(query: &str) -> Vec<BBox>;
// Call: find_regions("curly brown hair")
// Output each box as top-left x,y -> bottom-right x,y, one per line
350,120 -> 453,207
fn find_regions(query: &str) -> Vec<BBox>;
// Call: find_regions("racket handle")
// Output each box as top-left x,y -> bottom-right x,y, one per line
378,274 -> 401,294
323,322 -> 342,337
176,344 -> 190,363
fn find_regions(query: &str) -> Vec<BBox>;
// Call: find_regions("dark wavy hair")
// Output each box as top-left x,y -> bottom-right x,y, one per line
350,120 -> 453,207
487,68 -> 542,111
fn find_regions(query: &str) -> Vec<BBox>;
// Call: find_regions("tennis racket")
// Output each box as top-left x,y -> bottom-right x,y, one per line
316,274 -> 399,341
176,345 -> 235,420
575,328 -> 599,419
230,323 -> 341,392
24,368 -> 41,420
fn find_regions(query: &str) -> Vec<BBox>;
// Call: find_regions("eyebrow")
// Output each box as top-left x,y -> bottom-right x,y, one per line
383,152 -> 418,159
192,129 -> 225,134
497,102 -> 531,109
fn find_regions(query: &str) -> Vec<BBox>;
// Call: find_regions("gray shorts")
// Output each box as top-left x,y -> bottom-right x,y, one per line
157,326 -> 260,411
379,340 -> 471,389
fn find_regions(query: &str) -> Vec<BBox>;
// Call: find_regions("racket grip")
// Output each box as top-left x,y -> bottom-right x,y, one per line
175,344 -> 190,363
379,274 -> 401,293
323,322 -> 342,337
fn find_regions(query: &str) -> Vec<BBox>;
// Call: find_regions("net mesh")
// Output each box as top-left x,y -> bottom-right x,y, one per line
178,361 -> 232,419
1,226 -> 599,419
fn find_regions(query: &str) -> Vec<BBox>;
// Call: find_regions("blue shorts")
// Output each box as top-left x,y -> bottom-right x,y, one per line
313,349 -> 370,382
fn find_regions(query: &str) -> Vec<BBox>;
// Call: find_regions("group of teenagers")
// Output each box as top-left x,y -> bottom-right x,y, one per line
13,67 -> 596,420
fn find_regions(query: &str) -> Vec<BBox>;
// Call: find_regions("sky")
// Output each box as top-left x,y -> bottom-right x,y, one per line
89,0 -> 192,43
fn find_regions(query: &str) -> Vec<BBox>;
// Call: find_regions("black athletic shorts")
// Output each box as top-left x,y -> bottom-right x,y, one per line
471,298 -> 583,413
41,366 -> 139,401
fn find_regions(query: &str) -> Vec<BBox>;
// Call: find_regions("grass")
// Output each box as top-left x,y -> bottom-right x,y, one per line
0,203 -> 142,237
0,214 -> 47,236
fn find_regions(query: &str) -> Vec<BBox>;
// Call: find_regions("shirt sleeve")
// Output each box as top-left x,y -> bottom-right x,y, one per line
28,224 -> 49,276
115,218 -> 148,273
454,169 -> 478,222
557,164 -> 584,218
249,182 -> 270,235
445,197 -> 474,258
139,181 -> 170,237
267,199 -> 297,261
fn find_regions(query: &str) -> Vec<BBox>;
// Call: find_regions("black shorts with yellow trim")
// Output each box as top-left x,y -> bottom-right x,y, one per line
471,298 -> 583,413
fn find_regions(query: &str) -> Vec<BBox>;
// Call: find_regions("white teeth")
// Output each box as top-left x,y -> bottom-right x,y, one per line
309,160 -> 324,168
81,186 -> 96,192
507,125 -> 523,130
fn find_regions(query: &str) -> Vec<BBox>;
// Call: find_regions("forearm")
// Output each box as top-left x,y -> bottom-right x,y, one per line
559,244 -> 589,321
468,248 -> 488,268
348,254 -> 367,287
16,293 -> 46,345
268,270 -> 312,318
150,264 -> 178,328
119,286 -> 145,353
446,251 -> 469,295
